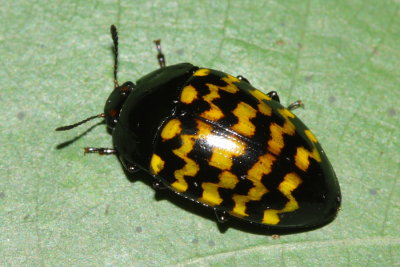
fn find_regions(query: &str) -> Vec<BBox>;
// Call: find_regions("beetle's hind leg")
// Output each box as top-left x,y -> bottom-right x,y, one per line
287,100 -> 304,111
214,209 -> 229,223
153,39 -> 166,68
215,209 -> 230,233
84,147 -> 139,173
267,91 -> 280,102
237,75 -> 250,83
152,180 -> 167,190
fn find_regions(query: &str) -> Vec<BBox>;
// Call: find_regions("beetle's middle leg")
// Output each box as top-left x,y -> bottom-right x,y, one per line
153,39 -> 166,68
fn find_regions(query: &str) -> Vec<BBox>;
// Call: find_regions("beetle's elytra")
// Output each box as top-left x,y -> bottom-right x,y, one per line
57,25 -> 341,231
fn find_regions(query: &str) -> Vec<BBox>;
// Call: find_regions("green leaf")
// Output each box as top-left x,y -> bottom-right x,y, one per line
1,0 -> 399,266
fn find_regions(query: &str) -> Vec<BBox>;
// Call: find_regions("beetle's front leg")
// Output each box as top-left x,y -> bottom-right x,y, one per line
84,147 -> 116,155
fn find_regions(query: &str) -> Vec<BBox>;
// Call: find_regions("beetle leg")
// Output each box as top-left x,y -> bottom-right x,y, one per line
152,180 -> 167,190
287,100 -> 304,111
84,147 -> 116,155
126,165 -> 138,173
214,209 -> 229,223
267,91 -> 280,102
237,75 -> 250,83
118,156 -> 139,173
153,39 -> 166,68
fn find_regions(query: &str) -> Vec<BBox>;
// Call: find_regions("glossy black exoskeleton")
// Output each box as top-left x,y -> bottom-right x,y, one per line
56,25 -> 341,231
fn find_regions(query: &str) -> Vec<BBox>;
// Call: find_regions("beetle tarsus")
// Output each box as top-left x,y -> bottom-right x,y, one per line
127,165 -> 139,173
237,75 -> 250,83
267,91 -> 280,102
287,100 -> 304,111
152,180 -> 167,190
214,209 -> 229,223
153,39 -> 166,68
84,147 -> 116,155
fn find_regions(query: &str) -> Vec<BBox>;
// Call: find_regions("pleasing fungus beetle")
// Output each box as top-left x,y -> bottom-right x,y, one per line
57,25 -> 341,230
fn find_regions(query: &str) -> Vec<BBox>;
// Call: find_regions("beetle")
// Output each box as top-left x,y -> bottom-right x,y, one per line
57,25 -> 341,230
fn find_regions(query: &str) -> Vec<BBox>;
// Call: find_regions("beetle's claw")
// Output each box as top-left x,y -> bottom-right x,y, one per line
152,180 -> 167,190
214,209 -> 229,223
267,91 -> 280,102
287,100 -> 304,111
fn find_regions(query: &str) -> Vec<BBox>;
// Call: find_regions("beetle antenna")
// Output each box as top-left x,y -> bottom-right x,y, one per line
110,25 -> 119,88
55,113 -> 105,131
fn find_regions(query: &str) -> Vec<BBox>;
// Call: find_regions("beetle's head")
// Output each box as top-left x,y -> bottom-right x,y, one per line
104,81 -> 135,129
55,25 -> 137,133
54,81 -> 135,133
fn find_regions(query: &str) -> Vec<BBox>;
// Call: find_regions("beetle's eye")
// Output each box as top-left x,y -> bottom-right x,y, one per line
119,81 -> 135,93
108,109 -> 118,118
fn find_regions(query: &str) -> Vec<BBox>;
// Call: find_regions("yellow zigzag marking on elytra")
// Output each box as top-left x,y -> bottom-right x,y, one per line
180,85 -> 198,104
199,171 -> 239,207
262,172 -> 302,225
160,119 -> 182,141
295,130 -> 321,171
193,68 -> 210,76
231,153 -> 276,217
170,120 -> 213,193
200,83 -> 224,121
150,154 -> 165,175
257,101 -> 272,116
267,109 -> 296,156
220,74 -> 240,94
248,89 -> 272,116
208,134 -> 246,170
267,109 -> 321,170
171,135 -> 198,192
231,101 -> 257,137
200,74 -> 240,121
249,88 -> 272,102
